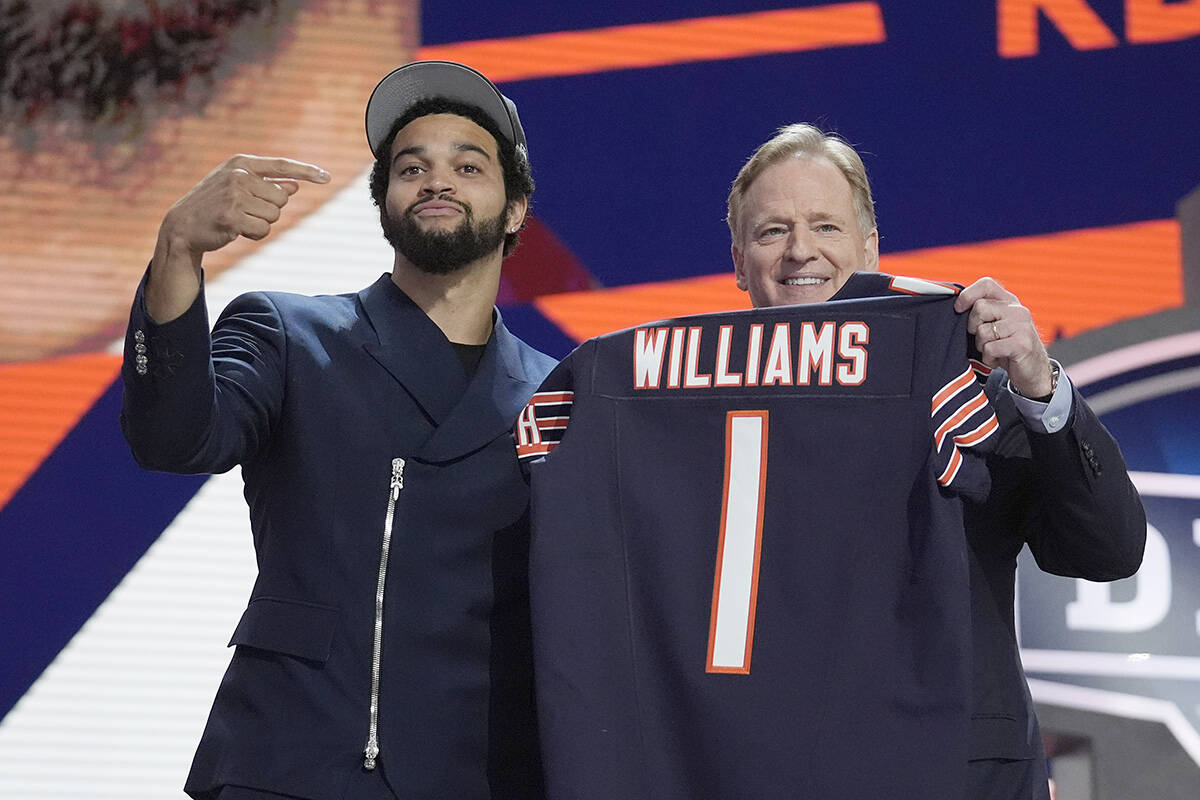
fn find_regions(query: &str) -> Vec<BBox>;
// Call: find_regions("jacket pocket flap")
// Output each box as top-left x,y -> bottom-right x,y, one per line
229,597 -> 338,663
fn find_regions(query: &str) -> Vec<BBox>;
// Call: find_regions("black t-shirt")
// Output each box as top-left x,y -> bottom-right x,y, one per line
451,342 -> 486,378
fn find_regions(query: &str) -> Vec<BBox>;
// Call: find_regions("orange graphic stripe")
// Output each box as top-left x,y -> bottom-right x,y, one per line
535,219 -> 1183,344
417,3 -> 886,81
0,354 -> 121,510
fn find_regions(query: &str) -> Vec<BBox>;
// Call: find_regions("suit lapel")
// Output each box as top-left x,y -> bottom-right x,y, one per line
358,275 -> 467,425
358,276 -> 536,462
421,311 -> 538,462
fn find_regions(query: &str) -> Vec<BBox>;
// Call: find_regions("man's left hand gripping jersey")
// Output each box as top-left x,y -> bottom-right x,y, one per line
515,273 -> 998,800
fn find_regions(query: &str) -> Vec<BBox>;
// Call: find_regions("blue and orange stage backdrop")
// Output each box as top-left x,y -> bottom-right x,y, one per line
1,1 -> 1197,794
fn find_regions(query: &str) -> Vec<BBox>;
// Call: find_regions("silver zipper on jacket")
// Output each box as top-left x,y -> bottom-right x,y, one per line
364,456 -> 405,770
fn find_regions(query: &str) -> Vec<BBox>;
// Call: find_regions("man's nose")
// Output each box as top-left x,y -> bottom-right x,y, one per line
420,167 -> 455,195
786,228 -> 817,262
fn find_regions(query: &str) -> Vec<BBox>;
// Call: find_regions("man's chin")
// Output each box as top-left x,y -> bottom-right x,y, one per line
408,258 -> 471,276
381,208 -> 507,274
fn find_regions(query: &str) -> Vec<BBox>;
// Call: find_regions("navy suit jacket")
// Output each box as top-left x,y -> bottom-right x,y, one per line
121,273 -> 555,800
964,376 -> 1146,764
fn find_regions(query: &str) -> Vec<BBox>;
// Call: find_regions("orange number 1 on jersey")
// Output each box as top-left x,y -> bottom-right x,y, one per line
706,410 -> 769,674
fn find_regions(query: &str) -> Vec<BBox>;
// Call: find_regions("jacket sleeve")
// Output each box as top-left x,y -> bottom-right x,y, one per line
120,270 -> 285,475
1014,386 -> 1147,581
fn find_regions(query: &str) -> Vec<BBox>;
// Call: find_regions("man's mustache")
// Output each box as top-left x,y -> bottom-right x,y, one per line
405,195 -> 470,216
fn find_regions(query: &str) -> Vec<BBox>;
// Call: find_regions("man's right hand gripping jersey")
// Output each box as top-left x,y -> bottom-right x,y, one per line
516,273 -> 998,800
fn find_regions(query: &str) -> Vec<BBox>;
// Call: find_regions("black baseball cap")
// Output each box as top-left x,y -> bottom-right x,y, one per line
365,60 -> 526,158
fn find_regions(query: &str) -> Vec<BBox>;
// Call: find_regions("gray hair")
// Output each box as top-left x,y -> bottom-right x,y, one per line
727,123 -> 876,240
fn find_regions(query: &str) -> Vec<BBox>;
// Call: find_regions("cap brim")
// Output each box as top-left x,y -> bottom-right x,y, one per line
365,60 -> 524,157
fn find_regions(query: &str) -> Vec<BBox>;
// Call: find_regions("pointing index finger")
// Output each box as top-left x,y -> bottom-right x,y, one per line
231,155 -> 331,183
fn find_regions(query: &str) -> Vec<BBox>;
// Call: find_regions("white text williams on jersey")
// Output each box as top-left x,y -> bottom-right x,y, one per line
633,320 -> 871,390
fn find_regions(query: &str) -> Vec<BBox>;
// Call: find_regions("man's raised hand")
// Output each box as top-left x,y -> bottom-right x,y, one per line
147,156 -> 330,322
954,276 -> 1055,400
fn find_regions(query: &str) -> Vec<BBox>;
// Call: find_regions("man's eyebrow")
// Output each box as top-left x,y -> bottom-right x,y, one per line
391,145 -> 424,166
750,213 -> 791,228
748,210 -> 851,231
391,142 -> 493,166
806,210 -> 849,223
454,142 -> 492,160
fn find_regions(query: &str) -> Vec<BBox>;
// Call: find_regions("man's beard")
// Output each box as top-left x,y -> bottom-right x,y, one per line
381,196 -> 507,276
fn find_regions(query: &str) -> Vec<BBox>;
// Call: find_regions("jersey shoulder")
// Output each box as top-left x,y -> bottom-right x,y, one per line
838,272 -> 962,299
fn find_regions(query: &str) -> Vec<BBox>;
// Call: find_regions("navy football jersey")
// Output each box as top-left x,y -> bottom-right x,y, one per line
516,273 -> 999,799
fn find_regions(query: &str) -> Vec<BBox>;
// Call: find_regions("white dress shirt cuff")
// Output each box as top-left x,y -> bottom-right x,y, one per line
1007,359 -> 1073,434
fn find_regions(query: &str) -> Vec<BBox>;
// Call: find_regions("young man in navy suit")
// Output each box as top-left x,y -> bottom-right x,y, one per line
122,61 -> 555,800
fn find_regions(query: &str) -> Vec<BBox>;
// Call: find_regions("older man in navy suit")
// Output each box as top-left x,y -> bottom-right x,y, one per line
725,123 -> 1146,799
121,62 -> 555,800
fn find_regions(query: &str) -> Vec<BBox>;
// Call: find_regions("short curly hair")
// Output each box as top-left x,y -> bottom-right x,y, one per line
368,98 -> 535,257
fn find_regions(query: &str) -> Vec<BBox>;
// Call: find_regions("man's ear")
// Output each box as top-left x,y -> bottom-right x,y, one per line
732,243 -> 748,291
505,195 -> 530,233
863,228 -> 880,272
